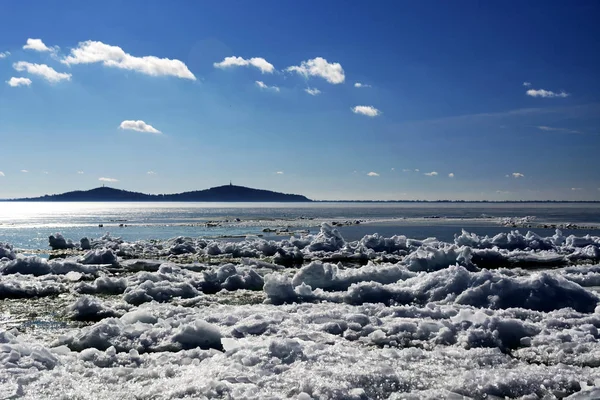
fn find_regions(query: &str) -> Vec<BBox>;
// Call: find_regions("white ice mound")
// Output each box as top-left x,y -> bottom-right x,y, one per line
79,248 -> 119,266
265,265 -> 599,312
0,242 -> 16,260
0,256 -> 102,276
48,232 -> 75,250
55,306 -> 223,353
0,331 -> 59,371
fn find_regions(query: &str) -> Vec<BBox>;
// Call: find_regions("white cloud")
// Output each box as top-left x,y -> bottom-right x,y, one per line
99,177 -> 118,182
286,57 -> 345,84
571,187 -> 582,191
526,89 -> 569,98
77,171 -> 84,174
304,87 -> 321,96
537,125 -> 581,134
13,62 -> 71,83
63,40 -> 196,80
523,82 -> 531,87
276,171 -> 284,175
352,105 -> 381,117
255,81 -> 280,92
119,120 -> 161,134
448,173 -> 455,178
354,82 -> 371,88
0,51 -> 10,58
391,168 -> 395,171
496,190 -> 511,194
23,38 -> 54,52
42,171 -> 49,175
512,172 -> 525,178
367,172 -> 380,177
0,171 -> 4,176
6,77 -> 32,87
414,169 -> 420,172
213,56 -> 274,74
402,169 -> 412,172
424,171 -> 438,176
21,170 -> 28,173
147,171 -> 156,175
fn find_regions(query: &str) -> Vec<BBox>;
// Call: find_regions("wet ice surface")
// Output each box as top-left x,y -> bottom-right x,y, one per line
2,224 -> 600,399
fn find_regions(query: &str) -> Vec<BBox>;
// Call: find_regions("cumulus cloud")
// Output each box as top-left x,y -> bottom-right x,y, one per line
571,187 -> 582,191
21,170 -> 28,173
537,126 -> 581,134
424,171 -> 438,176
354,82 -> 371,88
213,56 -> 274,74
523,82 -> 531,87
99,177 -> 118,182
62,40 -> 196,80
6,77 -> 32,87
77,171 -> 84,174
448,173 -> 455,178
367,172 -> 380,177
0,51 -> 10,58
304,87 -> 321,96
119,120 -> 161,134
13,62 -> 71,83
147,171 -> 156,175
526,88 -> 569,98
255,81 -> 280,92
23,38 -> 54,52
276,171 -> 284,175
512,172 -> 525,178
286,57 -> 345,84
0,171 -> 5,176
352,105 -> 381,117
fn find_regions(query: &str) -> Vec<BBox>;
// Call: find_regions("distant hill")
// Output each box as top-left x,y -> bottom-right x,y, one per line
6,185 -> 312,202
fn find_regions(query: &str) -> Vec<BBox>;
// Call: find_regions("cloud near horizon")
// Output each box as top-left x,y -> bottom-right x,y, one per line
526,88 -> 569,98
354,82 -> 371,88
13,62 -> 71,83
119,120 -> 162,134
6,77 -> 32,87
367,171 -> 379,176
448,173 -> 455,178
286,57 -> 345,84
512,172 -> 525,178
213,56 -> 274,74
0,172 -> 5,177
424,171 -> 438,176
99,177 -> 118,182
62,40 -> 196,80
352,105 -> 381,117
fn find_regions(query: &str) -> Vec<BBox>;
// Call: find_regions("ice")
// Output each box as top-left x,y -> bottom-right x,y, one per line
0,256 -> 102,276
3,227 -> 600,399
66,296 -> 120,321
0,242 -> 16,260
48,232 -> 75,250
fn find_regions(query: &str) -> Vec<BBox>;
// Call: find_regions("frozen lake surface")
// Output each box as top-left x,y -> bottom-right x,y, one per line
1,203 -> 600,399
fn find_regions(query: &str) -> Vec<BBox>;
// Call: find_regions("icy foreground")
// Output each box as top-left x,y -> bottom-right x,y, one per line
1,225 -> 600,399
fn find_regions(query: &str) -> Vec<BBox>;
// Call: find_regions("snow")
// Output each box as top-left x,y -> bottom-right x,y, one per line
2,226 -> 600,398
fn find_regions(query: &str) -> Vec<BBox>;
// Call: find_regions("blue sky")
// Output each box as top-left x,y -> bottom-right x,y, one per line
0,0 -> 599,200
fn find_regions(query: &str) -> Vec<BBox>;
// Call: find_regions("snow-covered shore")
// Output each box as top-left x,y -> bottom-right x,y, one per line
2,224 -> 600,399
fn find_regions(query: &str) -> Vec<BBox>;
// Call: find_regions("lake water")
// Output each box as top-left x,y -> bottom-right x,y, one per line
1,201 -> 599,249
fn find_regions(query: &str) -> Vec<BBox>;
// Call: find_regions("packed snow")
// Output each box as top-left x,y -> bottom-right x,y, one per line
1,224 -> 600,399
